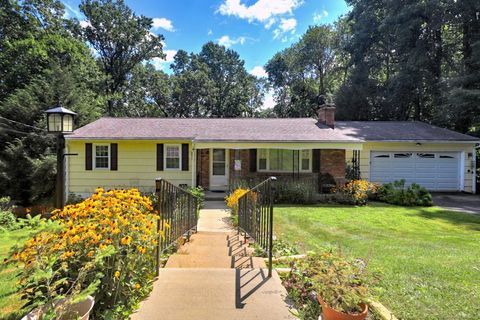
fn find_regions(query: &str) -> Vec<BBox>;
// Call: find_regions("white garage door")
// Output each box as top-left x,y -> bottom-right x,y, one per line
371,152 -> 461,191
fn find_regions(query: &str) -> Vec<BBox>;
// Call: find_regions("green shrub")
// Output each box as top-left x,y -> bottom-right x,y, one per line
275,181 -> 316,204
378,179 -> 433,206
187,186 -> 205,211
336,180 -> 379,205
253,239 -> 299,258
0,197 -> 18,231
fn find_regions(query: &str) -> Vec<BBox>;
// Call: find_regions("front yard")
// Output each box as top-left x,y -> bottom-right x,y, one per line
274,203 -> 480,320
0,229 -> 33,320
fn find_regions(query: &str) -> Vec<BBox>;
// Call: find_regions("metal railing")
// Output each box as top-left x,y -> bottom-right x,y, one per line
237,176 -> 276,277
155,178 -> 199,274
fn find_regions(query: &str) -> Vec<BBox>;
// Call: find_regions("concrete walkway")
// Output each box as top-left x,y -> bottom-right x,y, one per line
132,202 -> 295,320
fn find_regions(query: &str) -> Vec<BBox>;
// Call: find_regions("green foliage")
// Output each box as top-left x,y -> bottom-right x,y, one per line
266,24 -> 345,117
336,180 -> 379,205
80,0 -> 164,115
275,180 -> 316,205
283,251 -> 374,318
187,186 -> 205,211
0,196 -> 17,231
378,179 -> 433,206
253,239 -> 299,258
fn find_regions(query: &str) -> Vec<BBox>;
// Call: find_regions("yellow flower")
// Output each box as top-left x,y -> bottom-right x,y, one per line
87,250 -> 95,257
133,283 -> 141,289
137,246 -> 146,254
114,271 -> 120,279
120,236 -> 132,246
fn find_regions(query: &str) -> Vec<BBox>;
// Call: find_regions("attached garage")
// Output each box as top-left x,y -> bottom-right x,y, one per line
370,151 -> 462,191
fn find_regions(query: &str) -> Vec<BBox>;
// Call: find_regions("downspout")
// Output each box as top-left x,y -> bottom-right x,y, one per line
474,145 -> 479,194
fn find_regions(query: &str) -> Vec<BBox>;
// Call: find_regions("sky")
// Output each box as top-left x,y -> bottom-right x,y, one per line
62,0 -> 350,108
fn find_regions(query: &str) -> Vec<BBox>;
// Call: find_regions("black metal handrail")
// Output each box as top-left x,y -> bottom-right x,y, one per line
155,178 -> 199,274
237,176 -> 276,277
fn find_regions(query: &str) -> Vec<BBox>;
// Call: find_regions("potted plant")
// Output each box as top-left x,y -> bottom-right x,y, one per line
310,252 -> 371,320
22,295 -> 95,320
284,251 -> 373,320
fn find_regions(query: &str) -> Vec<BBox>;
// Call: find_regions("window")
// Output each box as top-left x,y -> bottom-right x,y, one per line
94,145 -> 109,169
374,154 -> 390,158
257,149 -> 311,172
301,150 -> 311,171
417,153 -> 435,158
165,145 -> 181,170
439,155 -> 455,159
394,153 -> 412,158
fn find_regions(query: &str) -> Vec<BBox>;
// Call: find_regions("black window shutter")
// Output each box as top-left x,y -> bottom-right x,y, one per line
249,149 -> 257,172
156,144 -> 164,171
312,149 -> 320,173
181,144 -> 189,171
110,143 -> 118,171
85,143 -> 92,170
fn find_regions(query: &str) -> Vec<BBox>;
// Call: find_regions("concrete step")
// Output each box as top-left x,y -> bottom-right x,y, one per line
165,254 -> 267,269
131,268 -> 296,320
177,244 -> 251,257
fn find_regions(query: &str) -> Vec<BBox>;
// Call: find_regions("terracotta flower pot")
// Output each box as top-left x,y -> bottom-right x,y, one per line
317,296 -> 368,320
22,295 -> 95,320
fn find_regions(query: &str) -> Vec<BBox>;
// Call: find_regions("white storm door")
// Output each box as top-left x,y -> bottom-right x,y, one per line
210,149 -> 229,190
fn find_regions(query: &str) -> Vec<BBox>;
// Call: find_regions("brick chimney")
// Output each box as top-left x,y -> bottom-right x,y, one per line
317,104 -> 336,128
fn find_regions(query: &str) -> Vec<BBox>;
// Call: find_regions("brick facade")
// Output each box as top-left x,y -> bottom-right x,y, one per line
197,148 -> 346,191
319,149 -> 346,185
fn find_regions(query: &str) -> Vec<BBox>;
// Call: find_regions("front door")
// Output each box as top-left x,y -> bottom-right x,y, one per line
210,149 -> 229,191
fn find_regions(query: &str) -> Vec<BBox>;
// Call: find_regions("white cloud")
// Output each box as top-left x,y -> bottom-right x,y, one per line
208,29 -> 213,36
264,18 -> 276,29
217,0 -> 301,23
151,49 -> 177,70
313,10 -> 328,22
273,18 -> 297,39
152,18 -> 175,32
249,66 -> 268,78
79,20 -> 91,28
262,89 -> 275,110
217,35 -> 246,48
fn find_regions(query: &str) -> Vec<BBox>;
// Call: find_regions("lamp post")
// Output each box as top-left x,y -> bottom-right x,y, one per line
45,106 -> 76,209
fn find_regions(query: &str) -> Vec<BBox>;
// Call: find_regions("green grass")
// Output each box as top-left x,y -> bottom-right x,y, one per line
0,229 -> 34,320
274,202 -> 480,320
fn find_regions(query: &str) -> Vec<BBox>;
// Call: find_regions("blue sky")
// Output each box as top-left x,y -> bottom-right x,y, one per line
62,0 -> 349,76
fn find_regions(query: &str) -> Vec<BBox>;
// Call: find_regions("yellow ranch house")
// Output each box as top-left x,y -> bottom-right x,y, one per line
64,106 -> 479,199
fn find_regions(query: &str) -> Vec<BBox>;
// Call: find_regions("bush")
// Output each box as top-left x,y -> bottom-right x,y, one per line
275,181 -> 316,204
225,188 -> 249,215
336,180 -> 378,205
0,197 -> 18,231
5,188 -> 159,319
253,239 -> 299,258
378,179 -> 433,206
187,186 -> 205,212
283,251 -> 375,319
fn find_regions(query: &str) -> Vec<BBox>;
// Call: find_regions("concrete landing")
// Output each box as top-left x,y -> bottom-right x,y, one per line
131,268 -> 295,320
131,201 -> 294,320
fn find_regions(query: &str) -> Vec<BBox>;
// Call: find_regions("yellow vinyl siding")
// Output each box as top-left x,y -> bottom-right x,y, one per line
357,142 -> 476,193
66,140 -> 192,197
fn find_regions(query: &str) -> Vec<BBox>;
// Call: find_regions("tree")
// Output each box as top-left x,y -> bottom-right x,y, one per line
266,24 -> 346,117
169,43 -> 264,117
80,0 -> 164,115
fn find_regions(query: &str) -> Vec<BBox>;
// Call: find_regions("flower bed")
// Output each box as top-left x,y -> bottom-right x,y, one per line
5,188 -> 160,319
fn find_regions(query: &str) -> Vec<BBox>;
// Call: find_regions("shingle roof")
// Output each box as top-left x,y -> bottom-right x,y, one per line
66,118 -> 479,142
334,121 -> 479,142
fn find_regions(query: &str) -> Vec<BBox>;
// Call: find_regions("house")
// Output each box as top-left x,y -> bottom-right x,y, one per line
64,106 -> 479,198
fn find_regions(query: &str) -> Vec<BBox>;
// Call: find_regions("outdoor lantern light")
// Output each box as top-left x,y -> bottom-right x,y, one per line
45,106 -> 76,133
45,106 -> 77,209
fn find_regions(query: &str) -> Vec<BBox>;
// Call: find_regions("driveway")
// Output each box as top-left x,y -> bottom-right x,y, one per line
431,193 -> 480,214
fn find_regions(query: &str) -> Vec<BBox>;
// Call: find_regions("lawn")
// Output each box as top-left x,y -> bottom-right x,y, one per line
0,229 -> 34,320
274,203 -> 480,320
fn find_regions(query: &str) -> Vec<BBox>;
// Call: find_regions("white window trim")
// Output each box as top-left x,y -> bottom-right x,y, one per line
94,144 -> 110,170
257,149 -> 312,173
164,144 -> 182,171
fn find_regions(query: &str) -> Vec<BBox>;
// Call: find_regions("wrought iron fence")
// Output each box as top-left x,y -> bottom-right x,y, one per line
237,176 -> 276,277
155,178 -> 199,274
